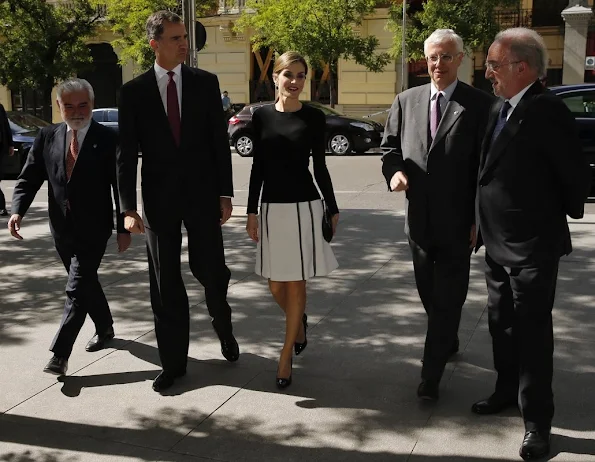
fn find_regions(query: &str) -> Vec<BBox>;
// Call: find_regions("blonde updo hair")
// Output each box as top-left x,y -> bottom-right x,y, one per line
273,51 -> 309,76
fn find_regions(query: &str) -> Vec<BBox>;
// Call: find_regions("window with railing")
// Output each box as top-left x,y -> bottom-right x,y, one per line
495,8 -> 532,28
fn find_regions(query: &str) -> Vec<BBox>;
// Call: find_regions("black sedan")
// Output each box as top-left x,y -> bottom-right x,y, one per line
549,84 -> 595,197
1,112 -> 50,178
228,101 -> 384,156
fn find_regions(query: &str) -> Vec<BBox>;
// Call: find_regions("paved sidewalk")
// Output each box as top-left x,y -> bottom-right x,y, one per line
1,202 -> 594,461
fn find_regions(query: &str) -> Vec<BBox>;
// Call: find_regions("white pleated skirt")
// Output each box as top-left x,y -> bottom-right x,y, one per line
256,200 -> 338,281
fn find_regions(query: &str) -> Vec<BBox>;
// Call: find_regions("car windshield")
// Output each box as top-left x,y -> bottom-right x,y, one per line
8,112 -> 51,134
305,101 -> 343,116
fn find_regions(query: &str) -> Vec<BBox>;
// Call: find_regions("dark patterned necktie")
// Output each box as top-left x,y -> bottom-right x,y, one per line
430,92 -> 443,140
66,130 -> 78,179
490,101 -> 511,146
167,71 -> 181,146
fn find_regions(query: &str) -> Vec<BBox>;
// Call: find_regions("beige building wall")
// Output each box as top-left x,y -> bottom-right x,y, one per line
339,10 -> 398,105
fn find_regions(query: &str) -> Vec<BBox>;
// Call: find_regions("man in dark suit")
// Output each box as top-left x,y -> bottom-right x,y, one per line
473,28 -> 590,460
117,10 -> 238,392
0,102 -> 14,216
8,79 -> 130,376
381,29 -> 493,401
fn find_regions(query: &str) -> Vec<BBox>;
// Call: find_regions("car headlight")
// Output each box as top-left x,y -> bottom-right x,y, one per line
350,122 -> 375,131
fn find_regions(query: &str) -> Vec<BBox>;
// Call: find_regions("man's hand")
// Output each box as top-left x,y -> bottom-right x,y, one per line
246,213 -> 259,242
124,210 -> 145,234
117,233 -> 132,253
390,171 -> 409,192
469,223 -> 477,249
8,146 -> 14,157
8,214 -> 23,240
220,197 -> 233,225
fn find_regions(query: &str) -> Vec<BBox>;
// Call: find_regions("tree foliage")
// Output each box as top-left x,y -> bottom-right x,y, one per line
102,0 -> 217,71
236,0 -> 391,105
0,0 -> 103,120
387,0 -> 520,61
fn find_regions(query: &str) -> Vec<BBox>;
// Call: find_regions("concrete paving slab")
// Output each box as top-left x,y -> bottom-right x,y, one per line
174,372 -> 426,461
3,341 -> 261,452
0,416 -> 212,461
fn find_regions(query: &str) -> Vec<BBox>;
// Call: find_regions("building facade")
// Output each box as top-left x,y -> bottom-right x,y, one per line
0,0 -> 593,121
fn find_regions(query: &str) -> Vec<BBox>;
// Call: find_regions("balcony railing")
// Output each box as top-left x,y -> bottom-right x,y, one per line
219,0 -> 248,15
495,8 -> 533,28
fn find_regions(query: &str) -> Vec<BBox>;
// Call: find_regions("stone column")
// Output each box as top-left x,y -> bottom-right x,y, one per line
561,4 -> 593,84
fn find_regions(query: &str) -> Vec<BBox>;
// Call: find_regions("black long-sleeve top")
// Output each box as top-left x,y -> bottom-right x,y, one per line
247,103 -> 339,215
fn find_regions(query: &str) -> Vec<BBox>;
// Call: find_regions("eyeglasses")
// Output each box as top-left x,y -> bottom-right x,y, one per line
485,60 -> 522,71
425,53 -> 460,64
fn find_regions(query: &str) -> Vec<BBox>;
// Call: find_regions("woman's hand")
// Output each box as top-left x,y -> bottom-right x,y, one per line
331,213 -> 340,236
246,213 -> 259,242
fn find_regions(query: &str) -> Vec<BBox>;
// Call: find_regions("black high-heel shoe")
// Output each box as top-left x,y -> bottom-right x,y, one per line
294,313 -> 308,355
276,358 -> 293,389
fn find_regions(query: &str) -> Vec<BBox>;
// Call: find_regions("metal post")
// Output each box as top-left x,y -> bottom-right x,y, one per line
183,0 -> 197,67
401,0 -> 407,93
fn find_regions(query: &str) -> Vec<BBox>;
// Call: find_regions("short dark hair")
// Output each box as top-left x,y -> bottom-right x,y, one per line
146,10 -> 182,41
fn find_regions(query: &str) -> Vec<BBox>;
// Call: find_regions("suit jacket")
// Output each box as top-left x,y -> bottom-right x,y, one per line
0,103 -> 14,163
117,64 -> 233,231
381,81 -> 493,248
476,80 -> 591,267
12,120 -> 125,242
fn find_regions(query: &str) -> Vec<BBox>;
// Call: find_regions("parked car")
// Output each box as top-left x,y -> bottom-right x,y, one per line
228,101 -> 385,156
1,112 -> 50,178
92,108 -> 119,132
549,83 -> 595,197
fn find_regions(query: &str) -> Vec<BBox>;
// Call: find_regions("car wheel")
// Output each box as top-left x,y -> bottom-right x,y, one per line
329,133 -> 352,155
234,134 -> 254,157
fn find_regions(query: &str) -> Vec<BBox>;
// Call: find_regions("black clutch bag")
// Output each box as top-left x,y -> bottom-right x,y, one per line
322,202 -> 333,243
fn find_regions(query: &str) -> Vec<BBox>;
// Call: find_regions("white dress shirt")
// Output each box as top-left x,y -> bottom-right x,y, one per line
65,121 -> 91,156
430,79 -> 458,116
154,62 -> 182,118
503,82 -> 534,120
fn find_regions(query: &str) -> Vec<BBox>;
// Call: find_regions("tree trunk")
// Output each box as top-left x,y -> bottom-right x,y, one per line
329,69 -> 335,109
42,82 -> 54,123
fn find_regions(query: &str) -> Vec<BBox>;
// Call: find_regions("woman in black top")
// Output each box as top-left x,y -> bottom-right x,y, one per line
246,51 -> 340,389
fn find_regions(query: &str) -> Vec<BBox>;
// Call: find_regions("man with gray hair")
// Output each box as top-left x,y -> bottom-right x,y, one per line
8,78 -> 130,376
381,29 -> 493,401
473,28 -> 590,460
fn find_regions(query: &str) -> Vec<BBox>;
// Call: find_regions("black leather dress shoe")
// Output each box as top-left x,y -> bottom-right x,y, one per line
152,370 -> 186,392
85,326 -> 115,352
471,392 -> 517,415
417,380 -> 439,401
43,356 -> 68,376
212,322 -> 239,362
519,430 -> 550,460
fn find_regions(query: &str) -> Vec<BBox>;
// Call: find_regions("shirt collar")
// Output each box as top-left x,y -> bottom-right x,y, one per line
66,120 -> 91,136
506,82 -> 534,110
154,62 -> 182,80
430,79 -> 458,102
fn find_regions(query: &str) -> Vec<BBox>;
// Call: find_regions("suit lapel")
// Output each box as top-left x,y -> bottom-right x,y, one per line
413,85 -> 431,154
51,123 -> 67,184
429,99 -> 464,152
71,121 -> 101,180
479,81 -> 543,180
180,64 -> 195,147
144,69 -> 173,139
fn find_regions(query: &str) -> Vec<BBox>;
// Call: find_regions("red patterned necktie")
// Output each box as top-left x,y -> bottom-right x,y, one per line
66,130 -> 78,179
167,71 -> 181,146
